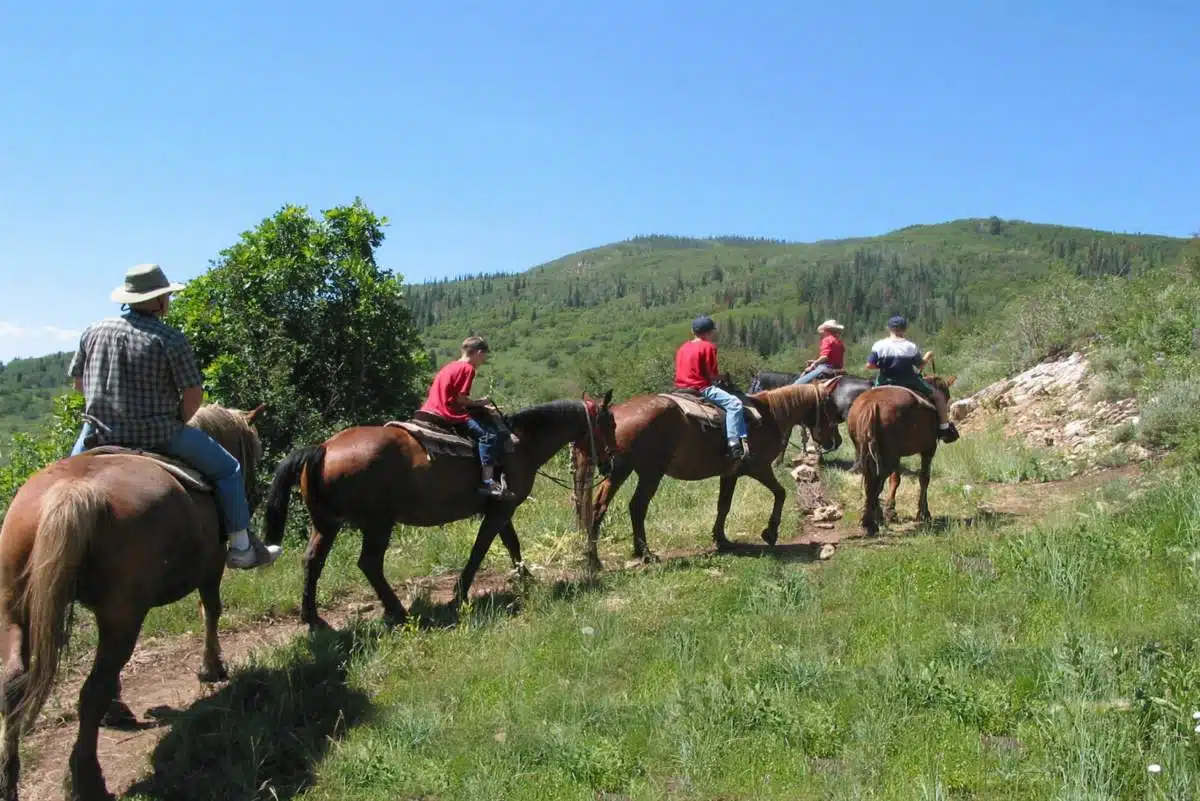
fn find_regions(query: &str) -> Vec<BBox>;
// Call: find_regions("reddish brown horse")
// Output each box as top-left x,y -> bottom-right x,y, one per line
263,393 -> 617,630
846,376 -> 957,536
574,381 -> 842,570
0,403 -> 265,801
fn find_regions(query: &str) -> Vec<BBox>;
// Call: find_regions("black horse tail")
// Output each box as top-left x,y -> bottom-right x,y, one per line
263,444 -> 326,546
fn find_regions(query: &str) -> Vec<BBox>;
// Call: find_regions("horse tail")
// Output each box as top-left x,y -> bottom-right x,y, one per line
17,479 -> 108,734
263,445 -> 326,546
864,403 -> 884,478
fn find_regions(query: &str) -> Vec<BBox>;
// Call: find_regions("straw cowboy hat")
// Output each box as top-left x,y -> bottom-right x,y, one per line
110,264 -> 187,304
817,319 -> 845,333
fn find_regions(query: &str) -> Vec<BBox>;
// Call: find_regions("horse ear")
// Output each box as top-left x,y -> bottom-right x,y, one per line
245,403 -> 266,423
602,389 -> 613,407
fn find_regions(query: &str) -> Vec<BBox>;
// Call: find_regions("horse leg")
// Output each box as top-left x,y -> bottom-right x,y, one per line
917,449 -> 935,523
497,521 -> 530,578
300,516 -> 343,631
196,574 -> 228,683
358,524 -> 407,626
748,465 -> 787,546
884,470 -> 901,523
0,621 -> 27,801
585,460 -> 634,574
453,511 -> 508,606
773,429 -> 792,467
711,474 -> 738,551
629,471 -> 665,563
861,466 -> 882,537
68,611 -> 143,801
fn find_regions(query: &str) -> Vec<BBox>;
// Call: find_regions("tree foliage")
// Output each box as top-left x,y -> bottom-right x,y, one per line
168,199 -> 427,457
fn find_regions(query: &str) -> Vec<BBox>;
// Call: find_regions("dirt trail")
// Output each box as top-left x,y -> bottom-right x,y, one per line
17,464 -> 1143,800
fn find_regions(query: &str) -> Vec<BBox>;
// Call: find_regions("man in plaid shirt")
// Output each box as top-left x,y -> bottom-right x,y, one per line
69,264 -> 281,569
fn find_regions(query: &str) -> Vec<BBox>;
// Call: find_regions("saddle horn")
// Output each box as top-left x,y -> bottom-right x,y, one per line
245,403 -> 267,423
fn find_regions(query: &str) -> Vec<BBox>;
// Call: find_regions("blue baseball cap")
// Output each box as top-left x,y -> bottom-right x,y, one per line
692,315 -> 716,334
887,315 -> 908,329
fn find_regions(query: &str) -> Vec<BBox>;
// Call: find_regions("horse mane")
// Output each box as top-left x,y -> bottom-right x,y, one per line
507,399 -> 586,432
752,383 -> 823,430
189,404 -> 262,476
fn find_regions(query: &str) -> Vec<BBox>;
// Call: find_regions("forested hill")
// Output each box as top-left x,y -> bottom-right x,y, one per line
404,218 -> 1186,403
0,352 -> 72,440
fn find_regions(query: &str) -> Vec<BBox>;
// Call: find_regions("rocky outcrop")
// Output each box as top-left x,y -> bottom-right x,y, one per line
950,351 -> 1151,472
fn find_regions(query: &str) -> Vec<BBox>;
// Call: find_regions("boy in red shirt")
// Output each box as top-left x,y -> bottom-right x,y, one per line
792,319 -> 846,385
419,335 -> 512,498
675,315 -> 749,461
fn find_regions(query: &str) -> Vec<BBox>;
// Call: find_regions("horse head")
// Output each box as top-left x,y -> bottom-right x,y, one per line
581,389 -> 617,477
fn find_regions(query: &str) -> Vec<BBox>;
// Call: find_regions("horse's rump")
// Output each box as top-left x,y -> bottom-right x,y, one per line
78,447 -> 214,494
656,391 -> 764,431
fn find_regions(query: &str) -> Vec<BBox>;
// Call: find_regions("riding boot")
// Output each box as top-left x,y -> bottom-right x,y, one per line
938,422 -> 960,443
727,438 -> 745,460
227,529 -> 282,569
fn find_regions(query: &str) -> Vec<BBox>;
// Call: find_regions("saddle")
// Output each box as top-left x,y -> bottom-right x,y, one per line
658,389 -> 764,430
82,446 -> 213,493
383,410 -> 515,461
871,384 -> 938,411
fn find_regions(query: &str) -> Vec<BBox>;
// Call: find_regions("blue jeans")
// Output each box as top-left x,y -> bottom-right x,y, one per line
70,422 -> 249,533
701,385 -> 748,441
463,417 -> 502,467
792,364 -> 836,385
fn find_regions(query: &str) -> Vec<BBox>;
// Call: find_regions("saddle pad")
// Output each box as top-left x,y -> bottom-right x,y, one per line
657,393 -> 763,426
84,446 -> 213,493
384,420 -> 476,459
871,385 -> 938,411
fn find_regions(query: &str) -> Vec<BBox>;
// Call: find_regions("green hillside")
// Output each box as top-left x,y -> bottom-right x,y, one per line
0,351 -> 72,443
405,218 -> 1185,404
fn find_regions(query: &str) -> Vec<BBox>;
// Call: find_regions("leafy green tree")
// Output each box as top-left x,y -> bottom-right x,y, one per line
168,199 -> 427,458
0,393 -> 84,519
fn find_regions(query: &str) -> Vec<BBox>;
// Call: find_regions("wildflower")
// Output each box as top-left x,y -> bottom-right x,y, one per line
1193,710 -> 1200,720
1148,764 -> 1162,774
581,626 -> 595,636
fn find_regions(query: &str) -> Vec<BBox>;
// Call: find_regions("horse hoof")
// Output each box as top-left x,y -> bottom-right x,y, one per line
761,529 -> 779,547
511,561 -> 533,580
305,616 -> 333,634
197,664 -> 229,684
637,551 -> 662,565
584,554 -> 603,575
713,536 -> 734,552
101,700 -> 139,729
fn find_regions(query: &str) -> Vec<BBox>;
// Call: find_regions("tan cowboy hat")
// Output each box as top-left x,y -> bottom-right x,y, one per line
817,319 -> 845,332
110,264 -> 187,304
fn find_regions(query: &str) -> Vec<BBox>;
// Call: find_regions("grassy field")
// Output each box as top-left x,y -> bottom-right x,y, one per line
43,429 -> 1188,801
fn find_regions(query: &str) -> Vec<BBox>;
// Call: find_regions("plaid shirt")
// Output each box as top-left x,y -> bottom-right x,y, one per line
68,311 -> 205,448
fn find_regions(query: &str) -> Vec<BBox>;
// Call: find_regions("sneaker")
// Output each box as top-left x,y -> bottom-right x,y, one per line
938,423 -> 960,444
227,535 -> 282,569
478,478 -> 516,501
727,439 -> 745,460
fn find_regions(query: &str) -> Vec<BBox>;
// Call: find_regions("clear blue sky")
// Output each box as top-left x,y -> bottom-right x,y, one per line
1,0 -> 1196,361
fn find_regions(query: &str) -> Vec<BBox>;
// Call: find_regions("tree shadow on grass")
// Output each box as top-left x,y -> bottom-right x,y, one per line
125,625 -> 378,801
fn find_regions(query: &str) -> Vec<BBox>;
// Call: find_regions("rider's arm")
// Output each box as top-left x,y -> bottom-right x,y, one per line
180,386 -> 203,422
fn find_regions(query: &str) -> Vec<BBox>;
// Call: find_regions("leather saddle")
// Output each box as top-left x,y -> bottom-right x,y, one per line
81,446 -> 213,493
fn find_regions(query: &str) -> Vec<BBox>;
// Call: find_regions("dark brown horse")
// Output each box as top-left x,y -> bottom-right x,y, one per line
0,404 -> 265,801
574,381 -> 842,570
846,376 -> 957,536
263,393 -> 617,630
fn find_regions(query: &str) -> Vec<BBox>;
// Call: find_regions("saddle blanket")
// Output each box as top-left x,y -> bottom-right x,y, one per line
658,392 -> 763,428
83,446 -> 213,493
384,420 -> 477,459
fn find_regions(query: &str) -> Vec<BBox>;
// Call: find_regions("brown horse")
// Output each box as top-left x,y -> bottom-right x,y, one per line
0,403 -> 265,801
262,393 -> 617,630
846,376 -> 957,536
574,381 -> 842,570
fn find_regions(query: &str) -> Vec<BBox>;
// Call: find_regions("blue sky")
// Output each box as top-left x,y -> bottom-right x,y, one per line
1,0 -> 1196,361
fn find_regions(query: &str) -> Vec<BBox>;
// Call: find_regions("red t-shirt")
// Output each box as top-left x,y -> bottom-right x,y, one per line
675,339 -> 719,390
419,360 -> 476,422
818,334 -> 845,370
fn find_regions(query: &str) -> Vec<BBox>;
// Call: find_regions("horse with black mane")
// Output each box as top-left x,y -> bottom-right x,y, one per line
749,369 -> 875,459
263,393 -> 617,630
574,379 -> 841,570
